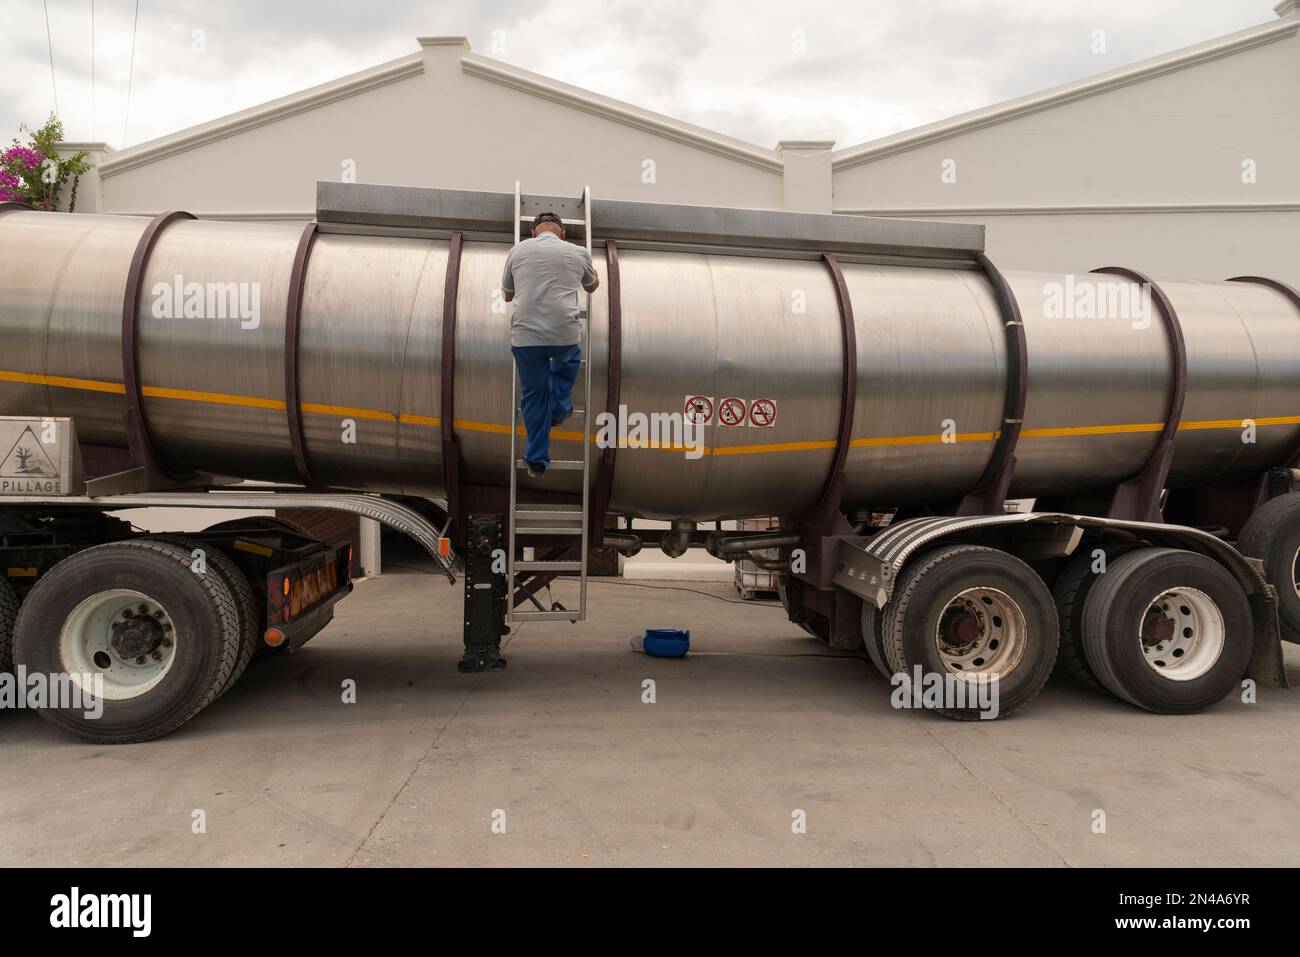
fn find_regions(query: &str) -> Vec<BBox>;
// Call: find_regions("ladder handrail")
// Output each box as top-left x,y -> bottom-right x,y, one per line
579,184 -> 593,621
506,181 -> 522,622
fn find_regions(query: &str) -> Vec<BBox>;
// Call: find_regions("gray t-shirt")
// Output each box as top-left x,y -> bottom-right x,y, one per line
501,233 -> 596,347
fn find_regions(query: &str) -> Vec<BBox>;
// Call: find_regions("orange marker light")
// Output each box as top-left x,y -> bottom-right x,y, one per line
264,628 -> 286,647
438,537 -> 451,558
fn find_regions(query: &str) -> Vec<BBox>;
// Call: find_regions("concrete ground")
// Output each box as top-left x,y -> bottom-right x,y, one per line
3,558 -> 1300,868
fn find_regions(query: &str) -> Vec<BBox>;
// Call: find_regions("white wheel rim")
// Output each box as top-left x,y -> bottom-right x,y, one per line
1138,586 -> 1224,682
59,589 -> 178,701
1292,546 -> 1299,601
933,586 -> 1027,679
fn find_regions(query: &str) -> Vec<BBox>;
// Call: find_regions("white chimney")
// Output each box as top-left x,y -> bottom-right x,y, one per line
776,140 -> 835,214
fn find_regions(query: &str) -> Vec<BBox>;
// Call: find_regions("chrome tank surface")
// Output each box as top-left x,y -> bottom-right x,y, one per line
2,207 -> 1298,521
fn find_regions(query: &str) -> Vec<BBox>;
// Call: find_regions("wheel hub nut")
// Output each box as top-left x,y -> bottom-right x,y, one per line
111,615 -> 165,659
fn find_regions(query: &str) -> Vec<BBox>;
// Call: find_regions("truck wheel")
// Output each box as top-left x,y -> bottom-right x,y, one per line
1081,548 -> 1252,714
1052,542 -> 1143,692
145,535 -> 258,698
12,540 -> 241,743
860,603 -> 891,680
0,576 -> 18,674
881,545 -> 1058,719
1237,494 -> 1300,639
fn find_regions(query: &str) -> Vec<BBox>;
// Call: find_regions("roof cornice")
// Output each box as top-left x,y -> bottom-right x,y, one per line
98,52 -> 426,178
833,16 -> 1300,171
460,52 -> 783,174
836,201 -> 1300,217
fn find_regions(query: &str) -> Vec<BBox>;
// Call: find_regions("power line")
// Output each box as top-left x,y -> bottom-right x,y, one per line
43,0 -> 59,117
91,0 -> 95,140
123,0 -> 139,147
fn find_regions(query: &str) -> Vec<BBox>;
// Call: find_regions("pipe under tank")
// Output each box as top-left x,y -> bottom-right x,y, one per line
1,192 -> 1298,522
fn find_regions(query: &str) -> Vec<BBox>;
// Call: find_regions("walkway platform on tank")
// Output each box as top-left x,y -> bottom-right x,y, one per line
2,552 -> 1298,867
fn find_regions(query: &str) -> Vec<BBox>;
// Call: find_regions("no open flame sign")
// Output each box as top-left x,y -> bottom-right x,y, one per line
683,395 -> 778,428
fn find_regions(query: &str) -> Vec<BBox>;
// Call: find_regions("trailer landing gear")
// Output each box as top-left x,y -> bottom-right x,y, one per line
459,515 -> 508,674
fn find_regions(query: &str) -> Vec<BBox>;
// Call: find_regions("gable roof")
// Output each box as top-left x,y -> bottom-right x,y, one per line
97,37 -> 782,180
832,13 -> 1299,171
460,53 -> 781,172
98,51 -> 425,178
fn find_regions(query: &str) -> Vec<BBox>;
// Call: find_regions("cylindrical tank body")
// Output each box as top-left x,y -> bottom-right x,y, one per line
2,209 -> 1298,520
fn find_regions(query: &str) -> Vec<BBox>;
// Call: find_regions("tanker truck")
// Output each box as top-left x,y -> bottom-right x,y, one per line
1,181 -> 1298,743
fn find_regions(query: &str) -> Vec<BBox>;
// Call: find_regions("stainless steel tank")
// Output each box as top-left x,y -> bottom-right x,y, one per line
2,189 -> 1297,522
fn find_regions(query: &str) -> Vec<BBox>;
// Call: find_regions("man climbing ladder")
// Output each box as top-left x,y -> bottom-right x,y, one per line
502,210 -> 601,476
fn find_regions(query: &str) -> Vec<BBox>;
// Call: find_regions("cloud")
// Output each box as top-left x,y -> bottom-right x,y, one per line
0,0 -> 1280,151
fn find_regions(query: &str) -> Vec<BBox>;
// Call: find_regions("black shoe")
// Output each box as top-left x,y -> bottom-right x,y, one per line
526,460 -> 546,478
552,409 -> 573,427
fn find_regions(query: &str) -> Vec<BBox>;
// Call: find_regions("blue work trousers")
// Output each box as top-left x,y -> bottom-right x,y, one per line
511,343 -> 581,466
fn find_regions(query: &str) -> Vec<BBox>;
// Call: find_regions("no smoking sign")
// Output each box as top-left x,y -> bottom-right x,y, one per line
718,397 -> 746,427
749,398 -> 777,428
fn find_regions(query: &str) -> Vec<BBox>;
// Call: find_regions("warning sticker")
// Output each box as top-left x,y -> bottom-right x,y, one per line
718,397 -> 747,427
684,395 -> 714,425
749,398 -> 778,428
0,426 -> 59,479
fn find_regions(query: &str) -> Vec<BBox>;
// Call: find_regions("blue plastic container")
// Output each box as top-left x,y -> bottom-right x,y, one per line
643,628 -> 690,658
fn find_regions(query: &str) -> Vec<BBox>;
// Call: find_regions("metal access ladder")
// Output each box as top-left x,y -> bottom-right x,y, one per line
506,182 -> 595,624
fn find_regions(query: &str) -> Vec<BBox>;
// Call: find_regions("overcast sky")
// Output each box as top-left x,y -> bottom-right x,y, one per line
0,0 -> 1282,152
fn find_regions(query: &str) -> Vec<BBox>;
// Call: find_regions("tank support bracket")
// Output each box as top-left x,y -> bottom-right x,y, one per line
121,210 -> 196,488
1093,266 -> 1188,522
285,222 -> 321,487
440,231 -> 466,543
958,253 -> 1027,516
590,240 -> 623,546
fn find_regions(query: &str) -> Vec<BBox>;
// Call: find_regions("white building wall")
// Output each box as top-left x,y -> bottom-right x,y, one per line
92,38 -> 784,219
832,12 -> 1300,286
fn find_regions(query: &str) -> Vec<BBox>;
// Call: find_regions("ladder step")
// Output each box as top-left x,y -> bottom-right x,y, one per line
516,504 -> 582,516
516,560 -> 583,572
516,526 -> 581,536
512,610 -> 581,622
517,459 -> 585,471
519,216 -> 584,227
516,407 -> 585,417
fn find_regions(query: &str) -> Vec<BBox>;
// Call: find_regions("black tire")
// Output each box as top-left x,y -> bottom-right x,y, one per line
13,540 -> 241,743
1238,493 -> 1300,639
1052,542 -> 1144,692
881,544 -> 1059,719
0,576 -> 18,675
1081,548 -> 1252,714
861,602 -> 890,679
144,535 -> 258,697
